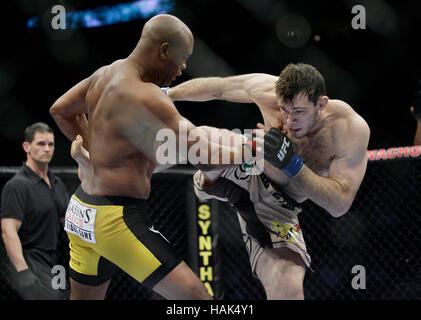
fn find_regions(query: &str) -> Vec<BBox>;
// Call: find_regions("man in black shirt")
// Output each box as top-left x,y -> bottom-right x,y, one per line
1,122 -> 69,299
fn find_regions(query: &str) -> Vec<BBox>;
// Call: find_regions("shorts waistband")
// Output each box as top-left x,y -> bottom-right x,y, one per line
74,185 -> 147,207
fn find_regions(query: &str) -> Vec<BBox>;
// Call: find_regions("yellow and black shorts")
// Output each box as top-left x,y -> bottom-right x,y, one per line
64,186 -> 181,288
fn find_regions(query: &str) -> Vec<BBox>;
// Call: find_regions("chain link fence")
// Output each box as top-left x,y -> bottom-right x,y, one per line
1,147 -> 420,299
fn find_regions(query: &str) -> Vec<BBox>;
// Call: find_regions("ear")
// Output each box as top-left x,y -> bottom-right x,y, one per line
159,42 -> 169,61
317,96 -> 329,111
22,141 -> 30,153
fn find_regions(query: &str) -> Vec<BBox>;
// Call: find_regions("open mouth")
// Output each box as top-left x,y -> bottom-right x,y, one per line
289,128 -> 301,134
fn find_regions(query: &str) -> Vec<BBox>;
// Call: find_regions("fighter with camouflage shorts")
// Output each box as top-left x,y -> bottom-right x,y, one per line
193,162 -> 311,274
168,63 -> 370,299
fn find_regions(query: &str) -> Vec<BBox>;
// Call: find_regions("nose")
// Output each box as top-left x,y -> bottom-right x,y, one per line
178,63 -> 186,76
286,114 -> 297,126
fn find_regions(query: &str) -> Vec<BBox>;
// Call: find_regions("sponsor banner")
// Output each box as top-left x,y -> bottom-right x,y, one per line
367,145 -> 421,161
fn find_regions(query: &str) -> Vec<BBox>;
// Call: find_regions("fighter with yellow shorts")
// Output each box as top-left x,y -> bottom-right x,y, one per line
64,186 -> 181,288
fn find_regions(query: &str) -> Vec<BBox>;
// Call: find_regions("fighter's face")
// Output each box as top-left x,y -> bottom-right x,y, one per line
278,93 -> 320,138
163,37 -> 193,86
23,132 -> 55,164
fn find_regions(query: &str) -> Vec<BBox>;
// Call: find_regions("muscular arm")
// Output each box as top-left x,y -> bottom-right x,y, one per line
291,117 -> 370,217
114,85 -> 255,171
69,134 -> 174,177
168,73 -> 278,106
153,126 -> 243,174
1,218 -> 28,271
50,77 -> 91,149
192,125 -> 246,182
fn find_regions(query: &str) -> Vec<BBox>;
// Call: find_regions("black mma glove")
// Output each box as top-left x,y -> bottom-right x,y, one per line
264,127 -> 303,177
411,81 -> 421,120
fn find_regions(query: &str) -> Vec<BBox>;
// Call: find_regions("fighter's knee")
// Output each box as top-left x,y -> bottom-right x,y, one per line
195,287 -> 213,300
266,275 -> 304,300
183,278 -> 213,300
69,279 -> 109,300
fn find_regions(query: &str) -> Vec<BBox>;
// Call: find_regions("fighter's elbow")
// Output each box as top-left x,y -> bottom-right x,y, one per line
328,199 -> 353,218
329,207 -> 348,218
49,100 -> 63,118
50,100 -> 74,124
326,178 -> 356,217
212,87 -> 223,100
211,78 -> 227,99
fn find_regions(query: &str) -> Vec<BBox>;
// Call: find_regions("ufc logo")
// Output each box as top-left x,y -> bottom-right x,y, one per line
277,137 -> 290,161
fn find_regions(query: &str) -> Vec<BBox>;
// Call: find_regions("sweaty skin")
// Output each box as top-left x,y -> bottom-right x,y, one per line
167,70 -> 370,300
50,15 -> 251,200
51,14 -> 256,301
169,73 -> 370,217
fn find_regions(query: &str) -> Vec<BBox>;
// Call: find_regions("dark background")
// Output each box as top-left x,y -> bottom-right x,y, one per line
1,0 -> 420,166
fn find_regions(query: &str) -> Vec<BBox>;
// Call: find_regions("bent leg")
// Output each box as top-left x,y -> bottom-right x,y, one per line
255,247 -> 306,300
70,279 -> 110,300
66,190 -> 211,300
96,204 -> 212,300
152,261 -> 212,300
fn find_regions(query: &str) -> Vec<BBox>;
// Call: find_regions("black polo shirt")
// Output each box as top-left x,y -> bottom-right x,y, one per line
1,163 -> 69,256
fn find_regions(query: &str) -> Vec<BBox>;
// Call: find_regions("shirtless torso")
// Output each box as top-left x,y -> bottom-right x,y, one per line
169,66 -> 370,299
82,61 -> 157,198
170,72 -> 370,212
262,98 -> 364,203
53,59 -> 251,200
49,14 -> 227,300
